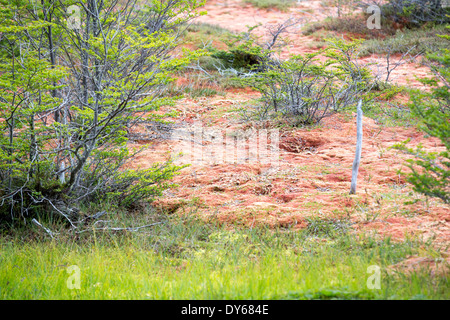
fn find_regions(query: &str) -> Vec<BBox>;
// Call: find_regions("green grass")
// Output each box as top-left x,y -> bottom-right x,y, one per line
243,0 -> 297,11
1,210 -> 448,299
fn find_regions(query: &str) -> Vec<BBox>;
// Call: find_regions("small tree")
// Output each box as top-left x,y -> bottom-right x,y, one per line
0,0 -> 206,226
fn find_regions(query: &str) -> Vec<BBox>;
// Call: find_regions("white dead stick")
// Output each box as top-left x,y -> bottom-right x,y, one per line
74,221 -> 166,234
32,218 -> 55,239
350,100 -> 363,195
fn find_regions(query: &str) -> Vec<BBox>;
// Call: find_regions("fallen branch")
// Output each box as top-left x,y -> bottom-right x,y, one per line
74,221 -> 165,234
31,218 -> 56,239
78,210 -> 108,224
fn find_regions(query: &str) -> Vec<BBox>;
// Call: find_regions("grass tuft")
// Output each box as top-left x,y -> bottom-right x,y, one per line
243,0 -> 298,11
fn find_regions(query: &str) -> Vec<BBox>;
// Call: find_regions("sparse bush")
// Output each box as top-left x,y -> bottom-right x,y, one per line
240,39 -> 374,125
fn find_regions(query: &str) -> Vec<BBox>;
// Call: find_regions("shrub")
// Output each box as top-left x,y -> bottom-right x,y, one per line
209,24 -> 269,72
240,39 -> 374,125
393,26 -> 449,203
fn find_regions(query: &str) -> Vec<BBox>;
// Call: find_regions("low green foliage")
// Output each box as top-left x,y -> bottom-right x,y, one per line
100,161 -> 186,209
212,48 -> 263,70
209,24 -> 268,72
